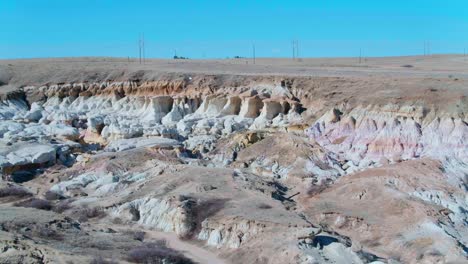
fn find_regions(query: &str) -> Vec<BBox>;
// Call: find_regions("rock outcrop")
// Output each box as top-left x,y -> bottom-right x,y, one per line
306,105 -> 467,172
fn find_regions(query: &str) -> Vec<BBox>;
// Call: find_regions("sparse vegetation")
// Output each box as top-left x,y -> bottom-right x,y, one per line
53,199 -> 73,213
0,186 -> 32,198
257,203 -> 272,209
306,184 -> 327,197
30,225 -> 64,241
45,190 -> 64,200
76,206 -> 106,222
125,230 -> 146,241
127,240 -> 194,264
15,198 -> 52,210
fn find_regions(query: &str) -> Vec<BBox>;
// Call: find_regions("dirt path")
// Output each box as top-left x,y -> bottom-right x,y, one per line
144,230 -> 227,264
101,223 -> 227,264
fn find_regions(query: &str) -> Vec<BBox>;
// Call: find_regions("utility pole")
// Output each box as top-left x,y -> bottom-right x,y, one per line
360,48 -> 362,64
424,41 -> 431,57
142,33 -> 145,64
292,40 -> 295,61
138,35 -> 142,64
423,41 -> 431,56
252,43 -> 256,64
292,40 -> 298,61
295,40 -> 299,60
138,34 -> 145,64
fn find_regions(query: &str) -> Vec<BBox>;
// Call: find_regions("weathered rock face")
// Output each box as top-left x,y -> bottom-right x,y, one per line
301,104 -> 468,264
306,105 -> 467,172
113,197 -> 196,238
0,79 -> 306,181
198,217 -> 266,249
0,99 -> 29,120
0,143 -> 56,179
31,87 -> 302,143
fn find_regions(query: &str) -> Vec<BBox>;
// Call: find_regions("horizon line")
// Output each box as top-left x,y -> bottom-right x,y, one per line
1,53 -> 465,61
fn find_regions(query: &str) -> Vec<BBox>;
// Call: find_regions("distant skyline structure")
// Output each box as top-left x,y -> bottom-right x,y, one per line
292,40 -> 299,61
1,1 -> 468,59
252,43 -> 256,64
138,33 -> 145,64
359,48 -> 362,64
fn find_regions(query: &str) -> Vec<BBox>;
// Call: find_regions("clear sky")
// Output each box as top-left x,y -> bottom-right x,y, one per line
1,0 -> 468,59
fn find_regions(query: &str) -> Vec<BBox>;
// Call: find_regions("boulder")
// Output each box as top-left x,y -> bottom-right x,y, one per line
105,137 -> 182,152
0,143 -> 56,175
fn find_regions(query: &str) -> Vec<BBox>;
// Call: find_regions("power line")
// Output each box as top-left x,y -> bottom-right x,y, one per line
138,35 -> 141,64
138,33 -> 145,64
292,40 -> 295,61
359,48 -> 362,64
296,40 -> 299,60
424,41 -> 431,56
291,40 -> 299,61
252,43 -> 256,64
142,33 -> 145,64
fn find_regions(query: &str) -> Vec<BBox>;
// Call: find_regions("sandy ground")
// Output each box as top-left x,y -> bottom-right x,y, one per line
1,55 -> 468,84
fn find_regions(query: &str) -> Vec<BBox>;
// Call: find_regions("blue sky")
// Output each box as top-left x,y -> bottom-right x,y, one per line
1,0 -> 468,58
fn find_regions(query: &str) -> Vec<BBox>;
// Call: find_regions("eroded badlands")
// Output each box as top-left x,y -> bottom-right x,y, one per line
0,57 -> 467,264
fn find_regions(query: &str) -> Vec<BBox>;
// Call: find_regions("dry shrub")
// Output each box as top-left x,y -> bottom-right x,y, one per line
125,230 -> 145,241
15,198 -> 52,210
76,206 -> 106,222
0,186 -> 32,198
257,203 -> 272,209
306,184 -> 327,197
53,199 -> 73,213
32,226 -> 64,241
127,241 -> 194,264
45,190 -> 64,200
